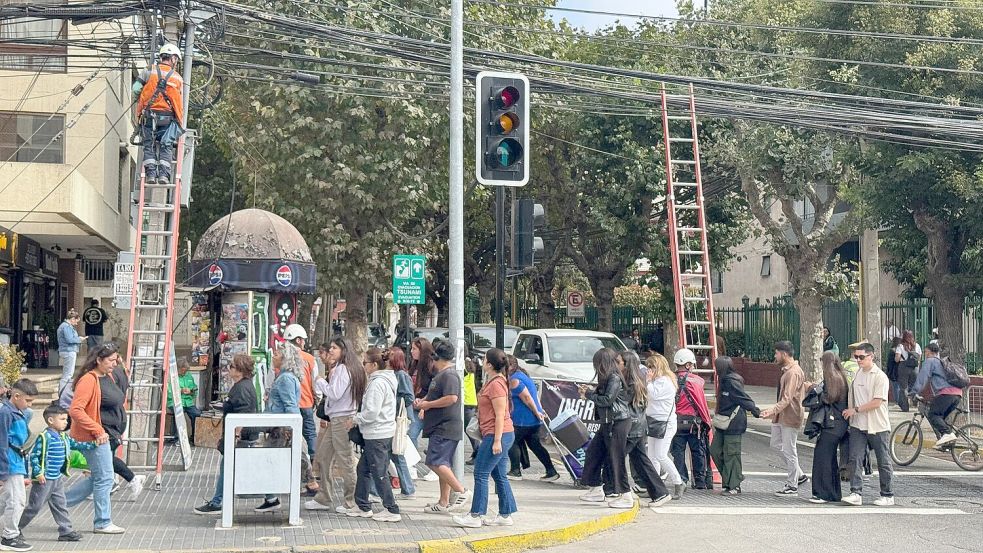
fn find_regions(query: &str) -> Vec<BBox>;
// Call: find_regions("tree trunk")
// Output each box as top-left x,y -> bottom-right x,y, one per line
927,276 -> 967,363
343,287 -> 369,355
594,280 -> 616,333
477,279 -> 494,323
531,265 -> 557,329
796,292 -> 824,381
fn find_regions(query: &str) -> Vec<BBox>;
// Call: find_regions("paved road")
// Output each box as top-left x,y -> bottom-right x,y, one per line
535,423 -> 983,553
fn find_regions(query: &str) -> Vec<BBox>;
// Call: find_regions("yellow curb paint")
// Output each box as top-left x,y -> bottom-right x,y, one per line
419,502 -> 640,553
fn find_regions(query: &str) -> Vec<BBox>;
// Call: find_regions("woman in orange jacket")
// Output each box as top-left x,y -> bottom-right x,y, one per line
65,344 -> 126,534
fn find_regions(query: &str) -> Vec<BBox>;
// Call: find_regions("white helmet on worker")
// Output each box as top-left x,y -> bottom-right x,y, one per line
283,324 -> 308,342
673,348 -> 697,367
158,43 -> 182,60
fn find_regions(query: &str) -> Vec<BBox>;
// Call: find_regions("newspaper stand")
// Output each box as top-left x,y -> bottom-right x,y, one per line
221,413 -> 303,528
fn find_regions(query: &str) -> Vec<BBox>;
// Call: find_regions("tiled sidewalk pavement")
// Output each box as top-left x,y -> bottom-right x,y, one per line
19,446 -> 618,552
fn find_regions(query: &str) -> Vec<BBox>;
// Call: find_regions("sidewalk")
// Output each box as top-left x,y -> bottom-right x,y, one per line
20,446 -> 636,553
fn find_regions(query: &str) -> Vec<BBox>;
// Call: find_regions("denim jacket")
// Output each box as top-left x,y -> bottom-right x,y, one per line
57,321 -> 81,353
910,357 -> 953,396
269,372 -> 300,414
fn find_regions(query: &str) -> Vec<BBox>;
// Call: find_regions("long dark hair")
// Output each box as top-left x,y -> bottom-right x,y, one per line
485,348 -> 509,374
619,351 -> 646,409
73,342 -> 119,387
332,337 -> 367,409
409,338 -> 434,379
387,347 -> 407,372
821,351 -> 847,404
592,348 -> 621,386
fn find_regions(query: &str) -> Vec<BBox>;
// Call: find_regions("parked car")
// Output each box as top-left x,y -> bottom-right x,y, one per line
511,329 -> 628,382
447,324 -> 522,364
392,327 -> 449,350
367,323 -> 390,349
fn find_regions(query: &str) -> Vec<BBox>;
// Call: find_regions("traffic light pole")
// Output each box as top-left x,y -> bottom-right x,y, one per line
495,186 -> 506,350
448,0 -> 466,483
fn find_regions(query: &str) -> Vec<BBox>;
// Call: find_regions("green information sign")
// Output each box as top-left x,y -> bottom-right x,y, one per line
393,254 -> 426,305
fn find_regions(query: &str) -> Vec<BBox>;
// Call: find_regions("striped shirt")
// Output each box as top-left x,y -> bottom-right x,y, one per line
43,429 -> 67,480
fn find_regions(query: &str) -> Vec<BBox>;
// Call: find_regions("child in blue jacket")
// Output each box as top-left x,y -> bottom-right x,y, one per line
0,380 -> 37,552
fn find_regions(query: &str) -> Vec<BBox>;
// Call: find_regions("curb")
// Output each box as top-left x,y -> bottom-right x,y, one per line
419,502 -> 640,553
40,503 -> 639,553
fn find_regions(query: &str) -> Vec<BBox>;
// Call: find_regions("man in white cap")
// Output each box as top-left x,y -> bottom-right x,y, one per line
283,324 -> 319,465
669,348 -> 712,489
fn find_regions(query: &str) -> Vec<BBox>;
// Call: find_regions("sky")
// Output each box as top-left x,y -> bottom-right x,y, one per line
552,0 -> 681,31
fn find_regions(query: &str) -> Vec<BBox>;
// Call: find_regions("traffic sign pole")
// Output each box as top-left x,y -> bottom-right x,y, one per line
495,186 -> 505,350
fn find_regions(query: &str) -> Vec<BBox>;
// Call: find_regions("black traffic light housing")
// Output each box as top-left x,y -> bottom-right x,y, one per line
512,199 -> 545,269
475,71 -> 529,187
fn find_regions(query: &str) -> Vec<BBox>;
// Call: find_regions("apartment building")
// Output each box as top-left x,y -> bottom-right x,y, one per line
0,2 -> 139,357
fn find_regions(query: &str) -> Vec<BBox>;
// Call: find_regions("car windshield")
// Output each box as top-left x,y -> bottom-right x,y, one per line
546,336 -> 626,364
471,327 -> 519,350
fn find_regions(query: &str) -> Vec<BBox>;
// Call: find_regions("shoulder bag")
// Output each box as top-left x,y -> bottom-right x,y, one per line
712,407 -> 741,431
391,398 -> 410,455
645,386 -> 675,439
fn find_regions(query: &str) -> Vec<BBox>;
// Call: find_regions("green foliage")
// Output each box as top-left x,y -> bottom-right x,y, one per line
718,329 -> 746,358
0,345 -> 24,387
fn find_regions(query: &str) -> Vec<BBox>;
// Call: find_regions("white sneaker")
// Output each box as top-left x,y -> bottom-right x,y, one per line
452,514 -> 482,528
451,489 -> 471,510
423,471 -> 439,482
935,433 -> 957,448
483,514 -> 514,526
128,474 -> 146,501
873,496 -> 895,506
93,524 -> 126,534
841,493 -> 863,506
304,500 -> 332,511
423,503 -> 450,514
335,505 -> 351,514
607,493 -> 635,509
372,511 -> 402,523
346,508 -> 374,518
579,486 -> 606,503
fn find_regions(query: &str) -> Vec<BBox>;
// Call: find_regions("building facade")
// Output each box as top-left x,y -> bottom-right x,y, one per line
0,2 -> 139,357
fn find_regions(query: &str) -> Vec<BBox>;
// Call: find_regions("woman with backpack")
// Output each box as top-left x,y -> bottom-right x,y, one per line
894,330 -> 921,412
809,352 -> 848,503
709,356 -> 761,496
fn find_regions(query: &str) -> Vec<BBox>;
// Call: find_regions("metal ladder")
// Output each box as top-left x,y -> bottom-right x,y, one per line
659,83 -> 719,376
123,134 -> 192,489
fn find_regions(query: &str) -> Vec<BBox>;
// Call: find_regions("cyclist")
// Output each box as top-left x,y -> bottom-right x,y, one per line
908,342 -> 961,448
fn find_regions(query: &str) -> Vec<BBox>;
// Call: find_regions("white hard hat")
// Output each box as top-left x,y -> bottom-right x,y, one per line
158,44 -> 182,59
283,324 -> 308,341
673,348 -> 696,367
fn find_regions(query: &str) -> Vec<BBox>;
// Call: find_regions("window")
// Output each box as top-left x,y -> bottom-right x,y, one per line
0,112 -> 65,163
761,255 -> 772,277
711,269 -> 723,294
0,0 -> 67,72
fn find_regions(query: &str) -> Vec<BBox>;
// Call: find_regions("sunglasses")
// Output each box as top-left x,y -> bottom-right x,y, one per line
99,342 -> 119,355
853,354 -> 868,360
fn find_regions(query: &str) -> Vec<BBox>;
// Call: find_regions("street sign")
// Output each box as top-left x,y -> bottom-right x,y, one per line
567,291 -> 585,318
393,254 -> 426,305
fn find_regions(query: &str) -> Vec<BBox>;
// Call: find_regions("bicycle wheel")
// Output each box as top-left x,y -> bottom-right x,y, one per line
890,421 -> 922,466
951,423 -> 983,472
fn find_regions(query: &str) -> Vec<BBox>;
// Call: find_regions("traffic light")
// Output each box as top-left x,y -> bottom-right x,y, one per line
512,199 -> 544,269
475,71 -> 529,187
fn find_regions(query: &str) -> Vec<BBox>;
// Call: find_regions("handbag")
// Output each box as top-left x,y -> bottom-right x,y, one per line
646,396 -> 675,439
315,395 -> 330,421
392,400 -> 409,456
712,407 -> 741,431
348,425 -> 365,447
465,415 -> 481,442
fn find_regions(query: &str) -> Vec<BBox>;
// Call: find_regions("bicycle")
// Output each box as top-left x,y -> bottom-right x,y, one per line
889,395 -> 983,471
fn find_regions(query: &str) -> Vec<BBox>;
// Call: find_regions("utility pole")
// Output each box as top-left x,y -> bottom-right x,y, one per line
448,0 -> 465,482
495,187 -> 505,350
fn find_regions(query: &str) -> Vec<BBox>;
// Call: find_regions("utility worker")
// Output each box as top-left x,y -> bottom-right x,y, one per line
135,44 -> 184,184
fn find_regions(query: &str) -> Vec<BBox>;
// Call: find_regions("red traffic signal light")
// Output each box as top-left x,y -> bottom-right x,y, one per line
476,72 -> 529,187
493,86 -> 521,109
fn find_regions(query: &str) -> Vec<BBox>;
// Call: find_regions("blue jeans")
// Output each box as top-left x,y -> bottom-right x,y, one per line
470,432 -> 516,517
300,408 -> 317,456
209,460 -> 225,506
65,443 -> 114,528
141,121 -> 174,180
57,351 -> 77,393
408,409 -> 423,448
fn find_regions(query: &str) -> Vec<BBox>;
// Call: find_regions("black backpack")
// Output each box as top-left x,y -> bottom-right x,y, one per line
941,357 -> 971,389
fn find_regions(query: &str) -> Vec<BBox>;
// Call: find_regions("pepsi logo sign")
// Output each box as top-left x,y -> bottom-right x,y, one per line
208,264 -> 224,285
276,264 -> 293,287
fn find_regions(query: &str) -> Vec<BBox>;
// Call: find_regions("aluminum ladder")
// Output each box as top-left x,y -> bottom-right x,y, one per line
659,83 -> 719,376
123,133 -> 192,490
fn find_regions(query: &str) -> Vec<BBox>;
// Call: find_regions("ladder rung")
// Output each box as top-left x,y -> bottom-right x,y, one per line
673,182 -> 699,187
675,204 -> 700,210
128,381 -> 164,387
666,115 -> 691,120
684,296 -> 709,301
680,273 -> 707,279
684,321 -> 712,326
127,409 -> 164,415
685,345 -> 715,350
140,230 -> 174,236
131,330 -> 167,334
144,183 -> 176,189
678,250 -> 703,255
137,254 -> 172,260
670,159 -> 696,165
135,304 -> 168,310
676,227 -> 703,232
125,436 -> 167,442
137,279 -> 170,285
142,206 -> 175,213
669,138 -> 695,142
131,356 -> 165,361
